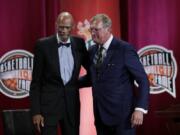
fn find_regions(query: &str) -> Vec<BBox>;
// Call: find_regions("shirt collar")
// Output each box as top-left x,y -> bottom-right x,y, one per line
56,33 -> 71,44
102,34 -> 113,50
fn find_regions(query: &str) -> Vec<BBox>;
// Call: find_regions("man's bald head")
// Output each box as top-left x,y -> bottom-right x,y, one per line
56,12 -> 74,26
56,12 -> 74,42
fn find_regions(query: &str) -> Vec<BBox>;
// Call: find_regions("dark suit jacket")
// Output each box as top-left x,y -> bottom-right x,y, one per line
88,37 -> 149,127
30,35 -> 89,126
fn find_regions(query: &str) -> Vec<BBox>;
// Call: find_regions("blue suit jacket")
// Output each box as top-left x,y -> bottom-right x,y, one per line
89,38 -> 149,126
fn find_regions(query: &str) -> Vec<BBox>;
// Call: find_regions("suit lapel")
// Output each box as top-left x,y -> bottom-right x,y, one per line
91,45 -> 98,63
52,36 -> 62,77
99,38 -> 116,75
56,36 -> 78,85
90,45 -> 98,68
101,49 -> 114,70
90,45 -> 98,81
69,37 -> 78,82
90,38 -> 118,79
49,35 -> 64,83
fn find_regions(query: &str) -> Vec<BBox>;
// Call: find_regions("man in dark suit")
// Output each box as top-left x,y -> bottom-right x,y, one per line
30,12 -> 89,135
82,14 -> 150,135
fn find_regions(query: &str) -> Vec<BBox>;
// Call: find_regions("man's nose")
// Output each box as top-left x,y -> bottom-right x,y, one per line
91,31 -> 97,36
61,27 -> 68,32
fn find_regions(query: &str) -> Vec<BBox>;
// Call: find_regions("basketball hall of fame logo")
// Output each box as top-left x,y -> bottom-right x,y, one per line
138,45 -> 177,98
0,50 -> 33,99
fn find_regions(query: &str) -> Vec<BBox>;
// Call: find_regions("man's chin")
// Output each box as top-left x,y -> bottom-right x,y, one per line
92,40 -> 100,45
60,36 -> 69,42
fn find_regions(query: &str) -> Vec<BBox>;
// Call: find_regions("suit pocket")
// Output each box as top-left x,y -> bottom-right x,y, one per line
106,61 -> 124,71
107,63 -> 115,67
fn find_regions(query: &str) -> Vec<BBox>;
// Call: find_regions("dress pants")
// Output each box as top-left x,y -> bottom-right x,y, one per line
95,108 -> 135,135
41,98 -> 79,135
41,111 -> 79,135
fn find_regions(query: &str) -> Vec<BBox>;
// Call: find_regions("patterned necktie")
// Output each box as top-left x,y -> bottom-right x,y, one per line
94,46 -> 104,69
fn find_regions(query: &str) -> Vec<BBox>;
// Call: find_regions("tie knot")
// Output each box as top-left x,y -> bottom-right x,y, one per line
58,42 -> 71,47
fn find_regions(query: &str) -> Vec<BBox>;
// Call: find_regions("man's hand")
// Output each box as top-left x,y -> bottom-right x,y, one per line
131,110 -> 144,128
32,114 -> 44,133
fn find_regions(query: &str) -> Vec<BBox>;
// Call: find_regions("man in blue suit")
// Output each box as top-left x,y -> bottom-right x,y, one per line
85,14 -> 150,135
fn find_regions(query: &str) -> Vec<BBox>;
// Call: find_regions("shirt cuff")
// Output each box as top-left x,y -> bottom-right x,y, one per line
135,107 -> 148,114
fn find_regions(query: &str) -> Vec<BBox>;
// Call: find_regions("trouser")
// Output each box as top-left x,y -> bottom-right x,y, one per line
95,109 -> 135,135
41,112 -> 79,135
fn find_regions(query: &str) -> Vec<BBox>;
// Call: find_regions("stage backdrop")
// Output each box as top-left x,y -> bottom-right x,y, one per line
1,0 -> 180,135
123,0 -> 180,135
0,0 -> 60,134
0,0 -> 120,135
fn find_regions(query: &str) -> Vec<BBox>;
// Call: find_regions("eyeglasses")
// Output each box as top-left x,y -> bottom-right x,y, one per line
89,27 -> 104,33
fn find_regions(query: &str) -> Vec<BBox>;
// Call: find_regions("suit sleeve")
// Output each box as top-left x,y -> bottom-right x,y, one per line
124,45 -> 150,110
78,39 -> 92,88
30,40 -> 44,116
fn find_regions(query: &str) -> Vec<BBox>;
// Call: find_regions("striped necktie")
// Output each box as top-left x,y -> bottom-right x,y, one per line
94,46 -> 104,69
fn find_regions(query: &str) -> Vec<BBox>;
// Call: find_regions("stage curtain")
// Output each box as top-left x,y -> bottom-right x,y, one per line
0,0 -> 121,135
120,0 -> 180,134
0,0 -> 60,134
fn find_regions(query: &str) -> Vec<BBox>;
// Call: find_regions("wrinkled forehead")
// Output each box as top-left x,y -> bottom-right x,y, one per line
90,19 -> 103,27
